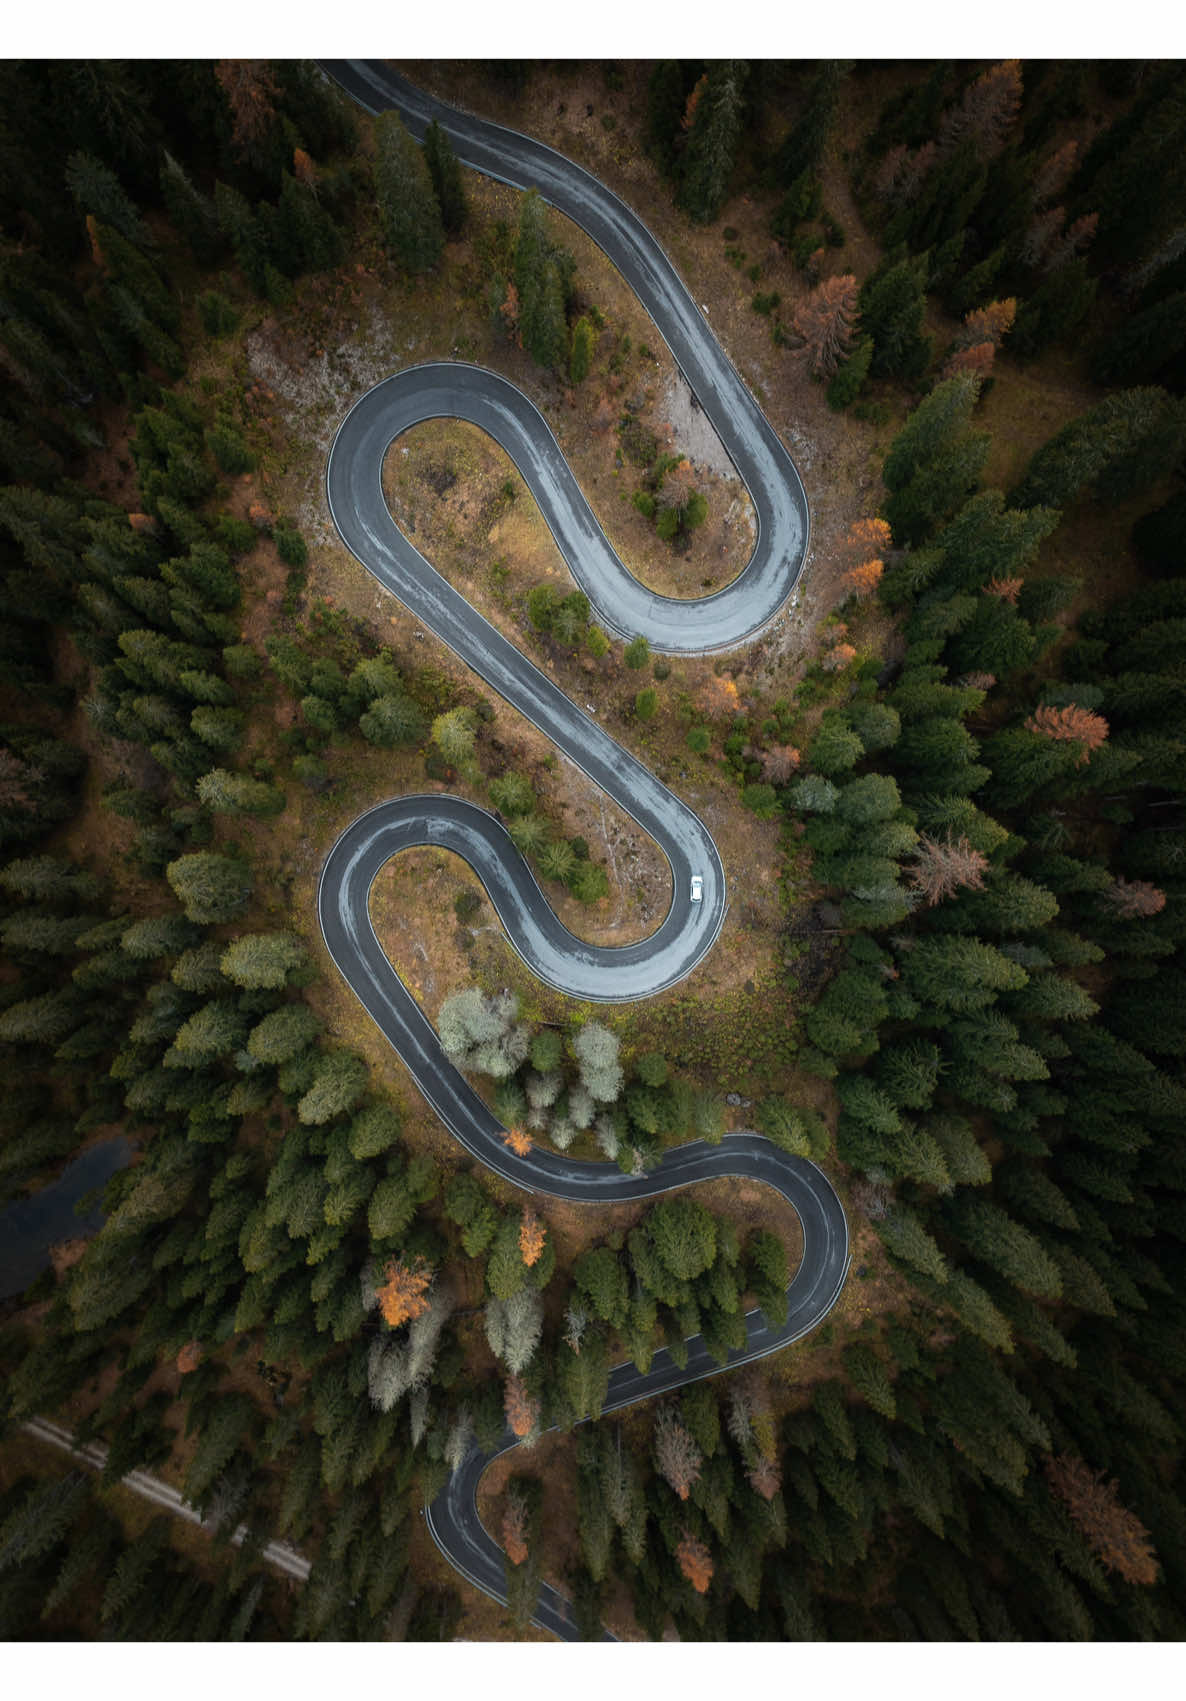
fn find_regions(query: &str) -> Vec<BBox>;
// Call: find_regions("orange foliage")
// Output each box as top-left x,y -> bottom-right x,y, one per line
504,1127 -> 533,1158
676,1532 -> 714,1594
1044,1455 -> 1159,1586
127,512 -> 156,534
502,1489 -> 529,1566
519,1206 -> 546,1268
176,1340 -> 204,1375
215,61 -> 280,159
1025,703 -> 1109,763
248,501 -> 272,532
840,517 -> 892,565
985,576 -> 1023,603
681,75 -> 708,132
791,273 -> 860,378
504,1374 -> 539,1439
822,643 -> 857,672
908,834 -> 990,907
1106,877 -> 1167,920
942,342 -> 996,382
376,1256 -> 432,1328
293,147 -> 317,187
843,559 -> 884,599
962,299 -> 1017,349
85,214 -> 105,271
698,674 -> 740,719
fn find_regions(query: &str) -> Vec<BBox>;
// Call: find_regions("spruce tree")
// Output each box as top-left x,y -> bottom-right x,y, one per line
423,120 -> 467,235
373,112 -> 445,273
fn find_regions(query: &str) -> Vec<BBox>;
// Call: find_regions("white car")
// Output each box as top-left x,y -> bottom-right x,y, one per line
690,875 -> 703,903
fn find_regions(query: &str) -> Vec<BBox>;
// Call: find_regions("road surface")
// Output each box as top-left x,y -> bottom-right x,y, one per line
318,62 -> 848,1641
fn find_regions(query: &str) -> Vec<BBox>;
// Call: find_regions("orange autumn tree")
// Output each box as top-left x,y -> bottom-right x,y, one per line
676,1532 -> 714,1594
176,1340 -> 203,1375
822,642 -> 857,672
519,1206 -> 546,1268
843,559 -> 884,599
698,673 -> 740,719
503,1126 -> 532,1158
962,298 -> 1017,350
1044,1455 -> 1159,1586
504,1373 -> 540,1439
985,576 -> 1023,604
1025,703 -> 1109,765
376,1256 -> 432,1328
215,60 -> 280,160
292,147 -> 317,187
941,341 -> 997,383
791,273 -> 860,378
840,517 -> 892,566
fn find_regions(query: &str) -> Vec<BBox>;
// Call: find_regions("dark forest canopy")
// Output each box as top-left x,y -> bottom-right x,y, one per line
0,56 -> 1184,1644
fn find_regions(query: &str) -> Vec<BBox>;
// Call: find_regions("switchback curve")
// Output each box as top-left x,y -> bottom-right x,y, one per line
317,61 -> 848,1640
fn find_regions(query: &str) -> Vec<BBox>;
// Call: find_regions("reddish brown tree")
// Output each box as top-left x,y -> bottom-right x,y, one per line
907,834 -> 990,906
1105,877 -> 1167,920
761,745 -> 801,784
941,342 -> 997,382
676,1532 -> 714,1593
1025,703 -> 1109,764
939,60 -> 1023,156
843,559 -> 884,599
376,1257 -> 433,1328
791,273 -> 860,378
176,1341 -> 204,1375
681,76 -> 708,133
504,1373 -> 540,1440
840,517 -> 892,566
985,576 -> 1023,603
215,61 -> 280,160
654,1408 -> 702,1500
961,299 -> 1017,350
519,1206 -> 546,1268
822,642 -> 858,672
1044,1455 -> 1159,1585
292,147 -> 317,188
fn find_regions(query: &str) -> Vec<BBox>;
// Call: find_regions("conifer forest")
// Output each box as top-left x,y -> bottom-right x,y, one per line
3,51 -> 1186,1650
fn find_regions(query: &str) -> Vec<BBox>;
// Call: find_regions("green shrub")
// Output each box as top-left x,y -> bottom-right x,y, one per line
275,526 -> 308,569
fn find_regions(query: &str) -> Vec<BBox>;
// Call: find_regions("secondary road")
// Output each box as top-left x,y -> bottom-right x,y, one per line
318,62 -> 848,1641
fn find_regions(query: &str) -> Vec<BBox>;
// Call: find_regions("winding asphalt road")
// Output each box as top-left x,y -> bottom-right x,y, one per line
317,62 -> 848,1640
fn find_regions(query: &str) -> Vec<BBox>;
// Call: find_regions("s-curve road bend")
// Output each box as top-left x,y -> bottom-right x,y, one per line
317,61 -> 848,1641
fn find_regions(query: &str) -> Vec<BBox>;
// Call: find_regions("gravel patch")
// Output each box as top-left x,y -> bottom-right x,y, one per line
660,368 -> 739,482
